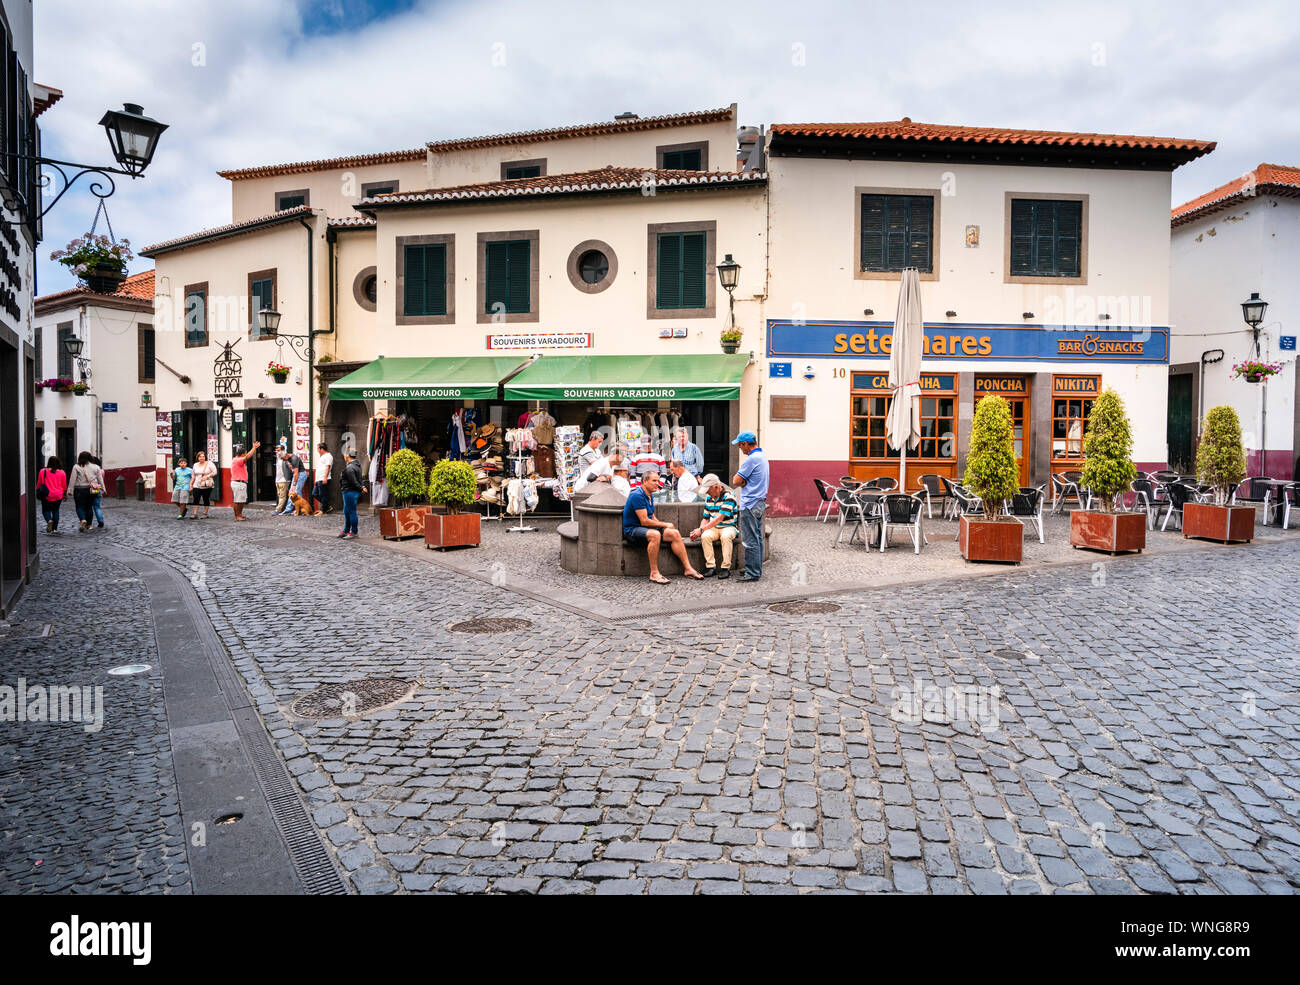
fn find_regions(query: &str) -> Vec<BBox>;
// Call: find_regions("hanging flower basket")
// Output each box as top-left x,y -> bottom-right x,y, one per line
720,329 -> 743,355
266,360 -> 292,384
71,382 -> 90,396
1231,359 -> 1281,383
50,234 -> 133,294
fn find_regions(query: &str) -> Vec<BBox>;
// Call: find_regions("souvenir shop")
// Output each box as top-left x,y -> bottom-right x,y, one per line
328,353 -> 751,522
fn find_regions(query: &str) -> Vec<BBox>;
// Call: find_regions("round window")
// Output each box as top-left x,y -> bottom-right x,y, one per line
363,275 -> 377,304
577,250 -> 609,284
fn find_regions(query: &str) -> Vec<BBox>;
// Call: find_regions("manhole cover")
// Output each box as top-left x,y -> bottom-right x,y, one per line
449,617 -> 533,633
107,664 -> 152,676
768,601 -> 843,615
290,678 -> 415,719
992,648 -> 1026,659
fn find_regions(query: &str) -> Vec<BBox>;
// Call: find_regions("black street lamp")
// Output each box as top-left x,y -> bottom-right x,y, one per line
1241,291 -> 1268,356
716,253 -> 741,329
62,334 -> 90,378
257,307 -> 283,337
21,103 -> 168,219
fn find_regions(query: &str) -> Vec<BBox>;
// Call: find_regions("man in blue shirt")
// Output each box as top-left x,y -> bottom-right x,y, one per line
673,428 -> 704,477
730,431 -> 769,581
622,471 -> 703,584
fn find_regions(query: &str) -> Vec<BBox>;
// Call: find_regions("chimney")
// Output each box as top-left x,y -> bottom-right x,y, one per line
614,111 -> 638,122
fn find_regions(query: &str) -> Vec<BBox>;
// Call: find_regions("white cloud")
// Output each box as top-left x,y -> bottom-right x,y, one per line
32,0 -> 1300,290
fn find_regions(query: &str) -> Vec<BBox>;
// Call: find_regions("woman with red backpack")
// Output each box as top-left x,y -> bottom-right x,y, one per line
36,456 -> 68,534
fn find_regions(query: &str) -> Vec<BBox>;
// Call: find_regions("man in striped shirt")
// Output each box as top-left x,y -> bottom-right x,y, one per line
689,475 -> 739,578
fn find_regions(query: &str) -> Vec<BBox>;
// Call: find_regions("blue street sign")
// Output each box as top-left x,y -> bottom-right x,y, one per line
769,362 -> 792,378
101,402 -> 118,412
1280,336 -> 1296,352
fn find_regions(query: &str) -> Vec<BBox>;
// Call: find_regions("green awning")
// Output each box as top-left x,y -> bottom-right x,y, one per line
328,356 -> 531,401
503,354 -> 750,401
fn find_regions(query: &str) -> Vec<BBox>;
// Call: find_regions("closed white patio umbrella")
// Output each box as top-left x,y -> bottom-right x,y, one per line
886,266 -> 924,492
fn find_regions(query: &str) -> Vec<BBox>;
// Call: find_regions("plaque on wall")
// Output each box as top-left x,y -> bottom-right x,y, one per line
770,395 -> 806,422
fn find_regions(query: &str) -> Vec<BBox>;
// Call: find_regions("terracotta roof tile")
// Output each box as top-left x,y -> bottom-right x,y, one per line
36,269 -> 154,310
770,118 -> 1214,159
141,205 -> 314,257
425,106 -> 735,153
217,148 -> 424,181
327,215 -> 377,228
1172,163 -> 1300,226
359,166 -> 765,209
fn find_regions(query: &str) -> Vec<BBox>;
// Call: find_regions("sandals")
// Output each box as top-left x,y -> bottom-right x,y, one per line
649,574 -> 670,585
685,570 -> 704,580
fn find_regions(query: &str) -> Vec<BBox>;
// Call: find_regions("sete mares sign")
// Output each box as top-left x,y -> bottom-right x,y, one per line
767,320 -> 1168,363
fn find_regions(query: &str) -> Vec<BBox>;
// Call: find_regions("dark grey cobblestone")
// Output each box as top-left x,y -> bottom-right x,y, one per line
8,500 -> 1299,894
0,527 -> 192,894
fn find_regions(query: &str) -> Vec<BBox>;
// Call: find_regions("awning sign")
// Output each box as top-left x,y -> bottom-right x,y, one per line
486,332 -> 593,351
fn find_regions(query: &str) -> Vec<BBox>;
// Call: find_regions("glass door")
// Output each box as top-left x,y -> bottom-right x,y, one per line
1007,397 -> 1028,486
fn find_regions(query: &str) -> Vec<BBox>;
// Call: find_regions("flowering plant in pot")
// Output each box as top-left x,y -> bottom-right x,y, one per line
1230,359 -> 1281,383
41,377 -> 74,393
71,381 -> 90,396
1184,405 -> 1253,543
960,394 -> 1023,563
424,459 -> 481,550
720,327 -> 742,354
50,234 -> 133,292
266,360 -> 292,382
1071,388 -> 1144,553
377,447 -> 430,540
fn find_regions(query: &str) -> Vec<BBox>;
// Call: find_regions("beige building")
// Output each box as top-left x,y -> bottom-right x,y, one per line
143,106 -> 765,505
144,107 -> 1212,516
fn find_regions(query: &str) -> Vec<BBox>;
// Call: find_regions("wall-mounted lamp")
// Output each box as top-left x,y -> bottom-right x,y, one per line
945,310 -> 957,318
1022,312 -> 1034,320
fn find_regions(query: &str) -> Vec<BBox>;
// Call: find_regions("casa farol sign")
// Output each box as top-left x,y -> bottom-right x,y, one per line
214,340 -> 243,398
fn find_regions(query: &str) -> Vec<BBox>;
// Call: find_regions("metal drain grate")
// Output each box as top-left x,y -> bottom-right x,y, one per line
992,648 -> 1027,659
290,678 -> 415,719
449,617 -> 533,633
769,600 -> 843,615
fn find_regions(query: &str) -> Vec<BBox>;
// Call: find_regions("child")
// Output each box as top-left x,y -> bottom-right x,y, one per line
172,457 -> 193,519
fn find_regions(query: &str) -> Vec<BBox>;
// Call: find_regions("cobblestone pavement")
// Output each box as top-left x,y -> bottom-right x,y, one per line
0,531 -> 192,893
4,499 -> 1299,894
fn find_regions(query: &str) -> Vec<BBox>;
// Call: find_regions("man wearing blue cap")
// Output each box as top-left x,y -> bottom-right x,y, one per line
730,430 -> 768,581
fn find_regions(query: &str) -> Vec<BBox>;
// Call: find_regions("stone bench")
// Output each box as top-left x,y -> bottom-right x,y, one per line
559,488 -> 772,577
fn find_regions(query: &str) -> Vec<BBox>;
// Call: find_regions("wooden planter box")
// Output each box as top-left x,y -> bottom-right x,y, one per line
959,515 -> 1023,564
377,505 -> 430,540
1183,503 -> 1254,544
424,511 -> 481,550
1070,510 -> 1146,555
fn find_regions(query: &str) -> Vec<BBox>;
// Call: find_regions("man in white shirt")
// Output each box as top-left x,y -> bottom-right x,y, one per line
670,459 -> 699,501
576,432 -> 604,476
312,443 -> 334,515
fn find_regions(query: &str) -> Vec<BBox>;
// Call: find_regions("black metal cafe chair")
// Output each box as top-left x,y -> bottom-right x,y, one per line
833,488 -> 879,548
1005,485 -> 1046,543
1159,482 -> 1197,531
948,481 -> 983,518
878,493 -> 925,554
1131,477 -> 1159,530
916,473 -> 947,519
813,478 -> 839,523
1050,472 -> 1081,515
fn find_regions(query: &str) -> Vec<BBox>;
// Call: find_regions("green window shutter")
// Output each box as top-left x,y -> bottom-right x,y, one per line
250,278 -> 273,333
656,233 -> 682,309
861,195 -> 932,273
404,244 -> 427,315
1011,199 -> 1082,277
681,231 -> 706,308
56,323 -> 73,377
34,326 -> 41,378
1053,200 -> 1082,277
663,149 -> 702,170
905,196 -> 933,273
504,166 -> 540,180
426,244 -> 447,315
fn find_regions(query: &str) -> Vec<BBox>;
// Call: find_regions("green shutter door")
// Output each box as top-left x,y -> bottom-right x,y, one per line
485,241 -> 508,314
507,241 -> 529,313
427,244 -> 446,315
656,233 -> 681,309
404,245 -> 427,316
906,197 -> 933,272
681,232 -> 706,308
205,410 -> 223,499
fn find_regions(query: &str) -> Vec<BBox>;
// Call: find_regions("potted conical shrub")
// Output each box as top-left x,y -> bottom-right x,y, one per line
960,394 -> 1024,563
1070,388 -> 1144,554
376,448 -> 431,540
424,460 -> 481,550
1184,405 -> 1254,543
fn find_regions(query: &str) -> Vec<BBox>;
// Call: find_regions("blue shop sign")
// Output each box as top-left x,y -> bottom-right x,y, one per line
101,402 -> 118,412
766,319 -> 1169,364
769,362 -> 792,378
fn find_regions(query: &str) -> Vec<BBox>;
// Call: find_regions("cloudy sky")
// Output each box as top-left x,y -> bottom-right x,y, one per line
32,0 -> 1300,289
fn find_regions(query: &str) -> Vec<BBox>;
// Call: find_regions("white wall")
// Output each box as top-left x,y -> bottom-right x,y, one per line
230,159 -> 428,224
1171,196 -> 1298,473
762,155 -> 1175,465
